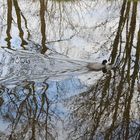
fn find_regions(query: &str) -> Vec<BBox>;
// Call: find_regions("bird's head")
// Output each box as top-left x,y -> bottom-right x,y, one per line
102,59 -> 107,65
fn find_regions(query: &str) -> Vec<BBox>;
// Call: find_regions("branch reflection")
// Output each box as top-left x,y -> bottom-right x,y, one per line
66,1 -> 140,139
0,81 -> 58,140
5,0 -> 12,49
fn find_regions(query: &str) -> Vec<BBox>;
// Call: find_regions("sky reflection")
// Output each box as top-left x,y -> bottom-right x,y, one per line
0,0 -> 140,140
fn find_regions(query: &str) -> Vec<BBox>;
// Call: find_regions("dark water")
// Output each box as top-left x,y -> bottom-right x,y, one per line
0,0 -> 140,140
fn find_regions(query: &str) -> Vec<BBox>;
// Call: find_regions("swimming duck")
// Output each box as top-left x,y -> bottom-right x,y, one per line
87,60 -> 112,73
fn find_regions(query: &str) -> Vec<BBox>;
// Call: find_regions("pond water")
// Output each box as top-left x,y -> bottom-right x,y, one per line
0,0 -> 140,140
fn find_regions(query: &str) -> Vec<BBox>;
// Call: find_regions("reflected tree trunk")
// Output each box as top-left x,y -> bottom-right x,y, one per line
13,0 -> 28,49
67,1 -> 140,139
110,0 -> 130,64
5,0 -> 13,48
40,0 -> 48,54
0,81 -> 56,140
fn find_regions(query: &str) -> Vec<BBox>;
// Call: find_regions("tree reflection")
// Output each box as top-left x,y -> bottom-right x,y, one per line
0,81 -> 58,140
2,0 -> 81,52
40,0 -> 47,54
13,0 -> 28,48
66,1 -> 140,139
5,0 -> 12,49
1,0 -> 140,139
4,0 -> 29,49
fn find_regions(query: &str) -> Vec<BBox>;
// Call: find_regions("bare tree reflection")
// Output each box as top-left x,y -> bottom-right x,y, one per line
13,0 -> 28,48
3,0 -> 82,51
66,1 -> 140,140
5,0 -> 13,49
0,81 -> 58,140
1,0 -> 140,139
40,0 -> 48,54
3,0 -> 29,49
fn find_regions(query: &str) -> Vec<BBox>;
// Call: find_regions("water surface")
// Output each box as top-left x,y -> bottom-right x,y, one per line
0,0 -> 140,140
